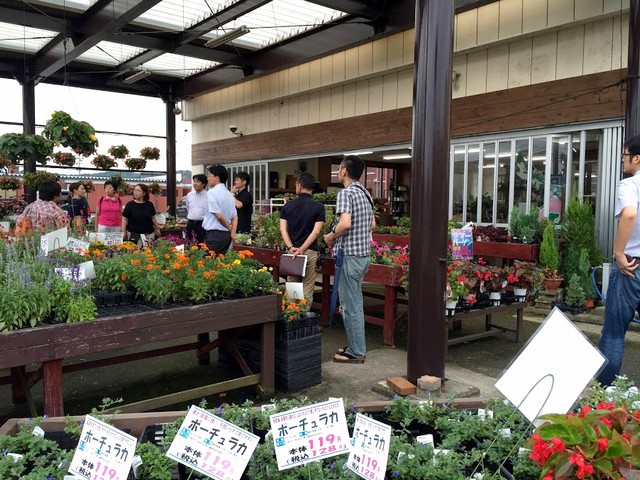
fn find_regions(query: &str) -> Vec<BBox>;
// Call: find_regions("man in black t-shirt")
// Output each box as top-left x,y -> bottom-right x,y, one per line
233,171 -> 253,234
279,173 -> 326,303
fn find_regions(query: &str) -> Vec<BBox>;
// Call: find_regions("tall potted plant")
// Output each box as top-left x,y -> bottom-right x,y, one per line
539,221 -> 563,293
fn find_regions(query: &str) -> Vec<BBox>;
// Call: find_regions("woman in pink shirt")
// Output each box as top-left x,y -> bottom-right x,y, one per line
94,180 -> 123,233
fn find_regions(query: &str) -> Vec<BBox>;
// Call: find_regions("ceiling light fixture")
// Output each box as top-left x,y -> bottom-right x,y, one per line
122,70 -> 151,84
382,154 -> 412,160
204,26 -> 250,48
345,151 -> 373,156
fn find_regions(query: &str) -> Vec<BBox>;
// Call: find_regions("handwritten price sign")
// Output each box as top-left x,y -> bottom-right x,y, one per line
270,398 -> 350,470
68,415 -> 137,480
346,413 -> 392,480
166,405 -> 259,480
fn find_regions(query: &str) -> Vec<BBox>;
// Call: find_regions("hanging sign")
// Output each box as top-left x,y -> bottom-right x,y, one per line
451,228 -> 473,260
68,415 -> 137,480
166,405 -> 259,480
270,398 -> 350,471
346,413 -> 392,480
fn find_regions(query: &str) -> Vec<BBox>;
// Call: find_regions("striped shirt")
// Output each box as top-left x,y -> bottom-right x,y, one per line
335,181 -> 374,256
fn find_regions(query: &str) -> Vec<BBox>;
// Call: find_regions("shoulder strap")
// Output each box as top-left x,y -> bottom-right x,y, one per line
352,184 -> 374,210
98,196 -> 103,208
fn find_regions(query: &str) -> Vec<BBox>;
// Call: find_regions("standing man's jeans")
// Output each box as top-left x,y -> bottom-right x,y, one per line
338,255 -> 370,359
597,262 -> 639,385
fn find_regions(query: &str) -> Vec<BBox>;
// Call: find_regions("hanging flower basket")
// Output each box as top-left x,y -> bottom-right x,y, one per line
51,151 -> 77,167
22,171 -> 60,191
124,157 -> 147,171
0,133 -> 53,166
107,144 -> 129,159
42,111 -> 98,157
91,154 -> 117,170
0,175 -> 21,191
139,146 -> 160,160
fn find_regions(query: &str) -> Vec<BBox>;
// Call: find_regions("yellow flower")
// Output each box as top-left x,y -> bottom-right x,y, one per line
63,126 -> 69,131
89,134 -> 97,141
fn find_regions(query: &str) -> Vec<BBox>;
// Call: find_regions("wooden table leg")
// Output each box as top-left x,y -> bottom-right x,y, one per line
197,333 -> 211,365
321,273 -> 331,327
485,314 -> 492,331
383,285 -> 396,347
10,367 -> 26,405
516,307 -> 523,343
42,360 -> 64,417
260,322 -> 275,393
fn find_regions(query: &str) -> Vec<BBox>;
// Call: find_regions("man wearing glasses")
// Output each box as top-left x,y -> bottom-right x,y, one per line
597,136 -> 640,385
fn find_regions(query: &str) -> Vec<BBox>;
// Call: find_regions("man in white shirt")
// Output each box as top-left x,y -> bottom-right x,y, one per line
202,164 -> 238,254
185,174 -> 208,243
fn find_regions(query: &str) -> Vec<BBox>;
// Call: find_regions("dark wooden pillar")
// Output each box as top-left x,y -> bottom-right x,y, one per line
407,0 -> 454,383
626,0 -> 640,139
22,68 -> 37,203
166,97 -> 177,217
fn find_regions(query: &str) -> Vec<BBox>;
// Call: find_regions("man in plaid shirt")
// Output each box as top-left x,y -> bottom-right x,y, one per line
16,181 -> 69,232
324,155 -> 375,363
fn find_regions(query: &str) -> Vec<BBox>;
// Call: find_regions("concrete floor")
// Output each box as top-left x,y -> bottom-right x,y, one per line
1,307 -> 638,425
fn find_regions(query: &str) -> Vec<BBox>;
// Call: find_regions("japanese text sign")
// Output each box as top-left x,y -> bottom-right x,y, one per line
66,237 -> 90,254
104,232 -> 123,246
166,405 -> 259,480
346,414 -> 392,480
68,415 -> 137,480
451,228 -> 473,260
270,398 -> 350,470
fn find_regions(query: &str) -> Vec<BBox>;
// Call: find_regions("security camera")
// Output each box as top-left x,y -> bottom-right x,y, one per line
173,106 -> 182,115
229,125 -> 238,133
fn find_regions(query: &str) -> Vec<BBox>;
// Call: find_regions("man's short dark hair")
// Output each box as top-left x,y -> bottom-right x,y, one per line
234,171 -> 250,187
208,164 -> 229,184
341,155 -> 366,180
104,180 -> 115,189
625,135 -> 640,156
69,182 -> 82,193
193,174 -> 207,185
297,172 -> 315,190
39,181 -> 62,201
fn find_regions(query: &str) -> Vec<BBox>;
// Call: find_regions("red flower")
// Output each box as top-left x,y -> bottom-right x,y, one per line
596,437 -> 608,452
578,405 -> 592,418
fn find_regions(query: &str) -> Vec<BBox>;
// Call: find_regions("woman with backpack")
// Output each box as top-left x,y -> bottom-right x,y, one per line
63,182 -> 89,230
95,180 -> 123,233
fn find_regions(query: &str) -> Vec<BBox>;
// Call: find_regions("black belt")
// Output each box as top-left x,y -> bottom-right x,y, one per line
187,219 -> 203,223
625,255 -> 640,264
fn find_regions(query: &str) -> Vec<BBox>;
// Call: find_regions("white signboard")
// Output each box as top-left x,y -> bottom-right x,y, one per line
166,405 -> 259,480
78,260 -> 96,280
88,232 -> 106,243
68,415 -> 137,480
40,227 -> 68,255
270,398 -> 350,470
495,307 -> 607,423
347,413 -> 392,480
104,232 -> 123,246
55,267 -> 86,282
66,237 -> 91,254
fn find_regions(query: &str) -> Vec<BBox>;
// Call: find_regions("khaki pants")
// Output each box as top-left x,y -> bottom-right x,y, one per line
287,249 -> 318,304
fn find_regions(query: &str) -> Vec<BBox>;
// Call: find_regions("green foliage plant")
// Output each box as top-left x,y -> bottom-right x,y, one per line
539,222 -> 560,276
0,133 -> 53,166
561,196 -> 604,267
253,211 -> 282,248
140,146 -> 160,160
565,274 -> 586,307
510,207 -> 540,243
578,248 -> 597,300
42,111 -> 98,156
107,144 -> 129,159
22,171 -> 61,191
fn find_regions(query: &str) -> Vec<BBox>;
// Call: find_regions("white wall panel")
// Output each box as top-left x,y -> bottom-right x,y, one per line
576,0 -> 605,20
452,55 -> 467,98
308,59 -> 322,90
345,48 -> 359,80
269,73 -> 280,101
260,104 -> 271,133
343,83 -> 356,117
358,42 -> 373,77
531,32 -> 558,83
548,0 -> 575,28
499,0 -> 523,39
319,90 -> 332,122
397,69 -> 414,107
372,38 -> 388,73
612,15 -> 628,69
486,44 -> 509,92
387,33 -> 404,69
330,86 -> 344,120
382,73 -> 399,110
259,76 -> 270,103
332,51 -> 346,83
288,97 -> 299,127
402,29 -> 414,65
507,38 -> 532,88
298,63 -> 310,91
477,2 -> 500,45
368,77 -> 384,113
556,25 -> 584,79
321,56 -> 333,87
287,66 -> 299,96
355,80 -> 370,116
466,50 -> 488,96
604,0 -> 627,13
522,0 -> 547,34
308,92 -> 320,125
457,9 -> 478,51
584,19 -> 614,74
297,95 -> 310,127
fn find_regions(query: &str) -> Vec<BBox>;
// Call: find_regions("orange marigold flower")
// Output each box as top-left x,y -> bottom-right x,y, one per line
300,298 -> 308,305
163,269 -> 170,275
131,259 -> 142,266
146,264 -> 153,271
177,254 -> 189,262
120,273 -> 127,281
188,269 -> 195,275
191,245 -> 199,251
164,254 -> 171,259
197,260 -> 205,268
241,250 -> 254,257
204,271 -> 211,279
173,262 -> 181,270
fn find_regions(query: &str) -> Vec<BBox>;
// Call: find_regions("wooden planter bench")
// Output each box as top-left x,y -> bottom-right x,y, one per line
447,301 -> 527,347
0,295 -> 278,417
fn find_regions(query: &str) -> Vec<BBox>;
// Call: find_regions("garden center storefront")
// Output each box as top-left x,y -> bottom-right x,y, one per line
453,121 -> 623,255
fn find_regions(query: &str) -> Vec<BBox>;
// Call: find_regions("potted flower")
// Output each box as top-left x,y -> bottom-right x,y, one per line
0,175 -> 21,191
91,154 -> 117,170
124,157 -> 147,171
51,151 -> 77,167
540,221 -> 563,293
22,171 -> 61,191
42,110 -> 98,156
505,260 -> 540,301
140,146 -> 160,160
0,132 -> 53,166
446,261 -> 468,315
107,144 -> 129,159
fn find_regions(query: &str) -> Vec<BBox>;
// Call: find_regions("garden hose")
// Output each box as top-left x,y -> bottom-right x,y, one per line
592,265 -> 640,324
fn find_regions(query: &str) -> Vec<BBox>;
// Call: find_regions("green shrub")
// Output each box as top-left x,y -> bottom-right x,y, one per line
561,197 -> 603,267
579,248 -> 597,299
509,207 -> 540,243
539,222 -> 559,274
565,273 -> 586,307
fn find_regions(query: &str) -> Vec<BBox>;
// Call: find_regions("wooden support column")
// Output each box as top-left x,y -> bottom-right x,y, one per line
407,0 -> 454,383
42,360 -> 64,417
22,68 -> 37,203
166,94 -> 177,217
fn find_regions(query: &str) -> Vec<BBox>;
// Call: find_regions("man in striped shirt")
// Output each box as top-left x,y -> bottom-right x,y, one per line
323,155 -> 375,364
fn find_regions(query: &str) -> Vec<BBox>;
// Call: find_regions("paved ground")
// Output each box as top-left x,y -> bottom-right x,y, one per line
1,307 -> 638,425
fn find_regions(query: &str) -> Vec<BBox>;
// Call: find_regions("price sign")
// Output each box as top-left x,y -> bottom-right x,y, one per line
270,398 -> 350,470
104,232 -> 123,246
68,415 -> 137,480
66,237 -> 90,254
166,405 -> 259,480
346,413 -> 391,480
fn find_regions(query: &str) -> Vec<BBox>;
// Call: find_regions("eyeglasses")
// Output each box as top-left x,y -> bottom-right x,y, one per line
621,152 -> 633,160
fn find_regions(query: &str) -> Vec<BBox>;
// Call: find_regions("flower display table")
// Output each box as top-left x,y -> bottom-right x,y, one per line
233,245 -> 283,281
372,233 -> 409,246
446,301 -> 527,347
0,295 -> 278,417
473,241 -> 540,262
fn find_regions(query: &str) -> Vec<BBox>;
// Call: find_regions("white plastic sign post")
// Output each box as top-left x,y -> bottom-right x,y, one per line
68,415 -> 137,480
166,405 -> 259,480
40,227 -> 68,256
347,413 -> 392,480
495,307 -> 607,423
270,398 -> 350,471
